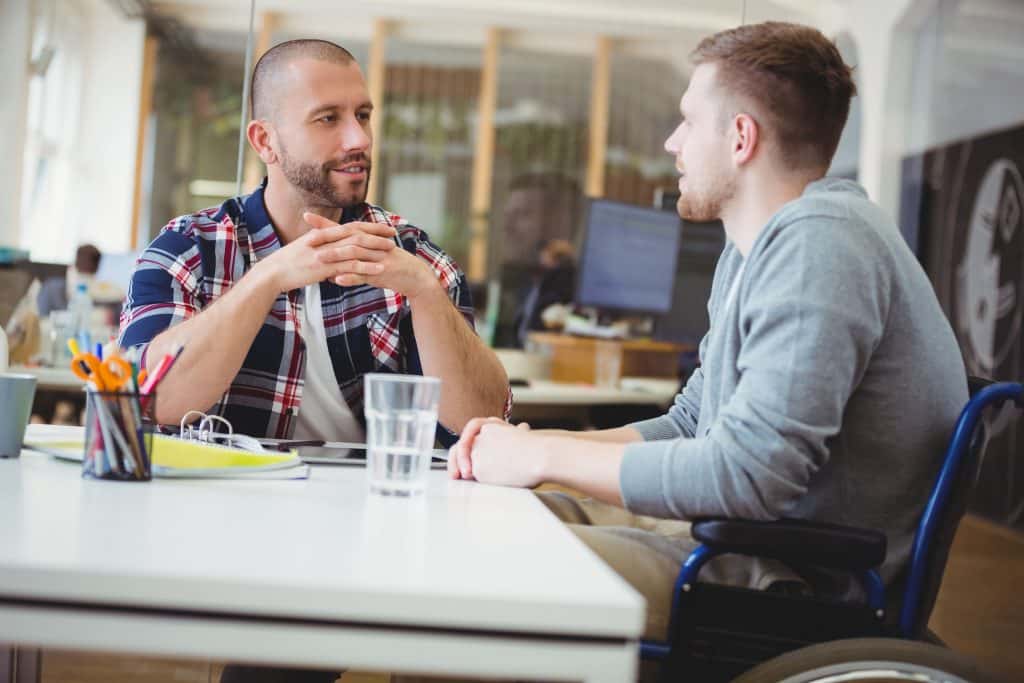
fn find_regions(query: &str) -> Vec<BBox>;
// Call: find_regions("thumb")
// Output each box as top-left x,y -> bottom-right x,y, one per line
302,211 -> 339,230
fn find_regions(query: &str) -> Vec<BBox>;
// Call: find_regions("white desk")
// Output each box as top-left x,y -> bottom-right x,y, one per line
511,379 -> 679,407
0,425 -> 643,682
509,379 -> 678,425
9,365 -> 83,392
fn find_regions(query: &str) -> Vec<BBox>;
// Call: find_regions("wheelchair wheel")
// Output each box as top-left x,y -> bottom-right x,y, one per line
728,638 -> 1001,683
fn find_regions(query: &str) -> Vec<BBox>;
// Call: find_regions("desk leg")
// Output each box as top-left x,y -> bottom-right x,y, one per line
0,647 -> 41,683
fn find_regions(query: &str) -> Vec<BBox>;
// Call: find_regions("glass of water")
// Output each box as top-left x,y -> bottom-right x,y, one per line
364,374 -> 441,496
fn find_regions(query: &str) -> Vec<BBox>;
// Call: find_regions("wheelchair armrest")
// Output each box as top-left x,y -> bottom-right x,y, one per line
690,518 -> 886,572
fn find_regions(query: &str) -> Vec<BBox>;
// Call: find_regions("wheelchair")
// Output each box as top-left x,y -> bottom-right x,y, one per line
640,379 -> 1022,683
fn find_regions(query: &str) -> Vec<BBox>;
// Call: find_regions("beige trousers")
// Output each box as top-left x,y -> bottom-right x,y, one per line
393,492 -> 700,683
534,491 -> 699,642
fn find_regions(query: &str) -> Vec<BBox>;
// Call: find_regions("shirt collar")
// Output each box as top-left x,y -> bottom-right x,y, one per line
241,178 -> 280,261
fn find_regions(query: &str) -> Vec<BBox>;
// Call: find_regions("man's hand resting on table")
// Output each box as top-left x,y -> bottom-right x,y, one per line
448,418 -> 544,487
448,416 -> 631,506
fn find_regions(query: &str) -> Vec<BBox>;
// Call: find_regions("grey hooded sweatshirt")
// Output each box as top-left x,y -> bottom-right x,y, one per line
621,177 -> 967,588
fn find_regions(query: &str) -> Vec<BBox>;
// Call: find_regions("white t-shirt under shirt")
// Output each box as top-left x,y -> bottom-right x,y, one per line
293,283 -> 365,442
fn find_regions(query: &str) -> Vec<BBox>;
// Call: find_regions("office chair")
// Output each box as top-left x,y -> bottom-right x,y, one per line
639,379 -> 1023,683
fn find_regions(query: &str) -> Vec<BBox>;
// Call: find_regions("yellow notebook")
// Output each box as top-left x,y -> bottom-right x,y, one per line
25,435 -> 309,479
150,435 -> 308,478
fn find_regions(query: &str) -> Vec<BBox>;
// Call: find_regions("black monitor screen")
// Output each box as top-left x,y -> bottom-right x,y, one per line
575,199 -> 682,314
654,220 -> 725,345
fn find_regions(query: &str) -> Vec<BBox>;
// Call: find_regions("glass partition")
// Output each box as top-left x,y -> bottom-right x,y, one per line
376,41 -> 482,268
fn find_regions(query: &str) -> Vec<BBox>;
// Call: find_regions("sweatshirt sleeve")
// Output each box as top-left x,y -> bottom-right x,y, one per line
620,217 -> 890,521
629,352 -> 704,440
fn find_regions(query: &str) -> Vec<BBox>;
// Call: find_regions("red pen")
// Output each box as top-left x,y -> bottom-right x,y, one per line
140,344 -> 184,396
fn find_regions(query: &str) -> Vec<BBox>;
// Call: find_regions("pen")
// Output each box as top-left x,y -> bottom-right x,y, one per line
140,344 -> 185,395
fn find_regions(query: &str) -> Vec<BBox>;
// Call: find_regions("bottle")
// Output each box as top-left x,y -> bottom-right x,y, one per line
69,282 -> 94,351
0,322 -> 8,372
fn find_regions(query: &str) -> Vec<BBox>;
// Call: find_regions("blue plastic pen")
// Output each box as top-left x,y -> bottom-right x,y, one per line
95,342 -> 103,360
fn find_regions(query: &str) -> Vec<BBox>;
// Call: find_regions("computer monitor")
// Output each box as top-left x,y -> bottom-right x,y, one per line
653,219 -> 725,345
575,199 -> 682,315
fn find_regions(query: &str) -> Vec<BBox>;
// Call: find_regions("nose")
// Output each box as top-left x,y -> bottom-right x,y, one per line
340,115 -> 371,155
664,123 -> 683,155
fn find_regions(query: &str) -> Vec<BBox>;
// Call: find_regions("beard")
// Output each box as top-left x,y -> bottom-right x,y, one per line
676,170 -> 735,223
278,144 -> 371,209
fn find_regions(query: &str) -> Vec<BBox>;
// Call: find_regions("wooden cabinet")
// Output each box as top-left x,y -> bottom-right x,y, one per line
526,332 -> 693,385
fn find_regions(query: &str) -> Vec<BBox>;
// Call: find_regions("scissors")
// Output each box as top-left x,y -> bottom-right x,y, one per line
71,353 -> 134,392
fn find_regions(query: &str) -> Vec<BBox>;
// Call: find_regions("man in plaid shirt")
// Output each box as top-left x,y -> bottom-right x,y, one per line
120,39 -> 510,449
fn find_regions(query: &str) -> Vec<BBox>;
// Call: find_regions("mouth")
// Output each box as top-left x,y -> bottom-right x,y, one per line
331,164 -> 368,179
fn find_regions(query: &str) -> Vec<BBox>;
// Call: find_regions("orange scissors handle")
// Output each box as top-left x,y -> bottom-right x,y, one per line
101,356 -> 134,392
71,354 -> 104,388
71,354 -> 133,392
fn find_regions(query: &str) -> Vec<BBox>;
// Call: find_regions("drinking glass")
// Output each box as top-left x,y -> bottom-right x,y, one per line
364,374 -> 441,496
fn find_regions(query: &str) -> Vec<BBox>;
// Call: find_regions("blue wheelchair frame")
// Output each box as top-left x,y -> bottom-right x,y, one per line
639,381 -> 1024,679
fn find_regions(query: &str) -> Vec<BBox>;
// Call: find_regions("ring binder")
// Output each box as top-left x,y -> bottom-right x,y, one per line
179,410 -> 265,453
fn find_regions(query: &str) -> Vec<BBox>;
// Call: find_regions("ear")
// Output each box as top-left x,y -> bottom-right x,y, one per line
731,113 -> 759,167
246,119 -> 278,165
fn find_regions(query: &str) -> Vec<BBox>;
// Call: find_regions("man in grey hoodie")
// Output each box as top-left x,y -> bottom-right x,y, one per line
449,21 -> 967,642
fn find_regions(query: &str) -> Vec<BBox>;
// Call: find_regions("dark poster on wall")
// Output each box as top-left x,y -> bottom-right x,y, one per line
902,122 -> 1024,531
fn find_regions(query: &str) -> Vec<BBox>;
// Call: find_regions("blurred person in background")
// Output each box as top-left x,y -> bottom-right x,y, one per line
36,243 -> 101,316
513,238 -> 576,346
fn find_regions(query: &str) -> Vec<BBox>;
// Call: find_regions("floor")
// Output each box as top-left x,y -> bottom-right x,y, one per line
32,513 -> 1024,683
927,514 -> 1024,683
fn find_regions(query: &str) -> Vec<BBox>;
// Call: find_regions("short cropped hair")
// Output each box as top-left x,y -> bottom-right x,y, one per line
250,39 -> 356,120
692,21 -> 856,171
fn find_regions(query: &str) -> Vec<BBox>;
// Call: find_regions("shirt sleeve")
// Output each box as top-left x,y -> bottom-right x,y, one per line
399,225 -> 513,434
404,228 -> 476,327
117,226 -> 204,367
619,217 -> 890,521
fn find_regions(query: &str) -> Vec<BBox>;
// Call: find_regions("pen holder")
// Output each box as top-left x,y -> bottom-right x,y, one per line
82,389 -> 155,481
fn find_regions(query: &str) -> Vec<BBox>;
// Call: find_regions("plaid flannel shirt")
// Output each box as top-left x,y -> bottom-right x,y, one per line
119,180 -> 511,445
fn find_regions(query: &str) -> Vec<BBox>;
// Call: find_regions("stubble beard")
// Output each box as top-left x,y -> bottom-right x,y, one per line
676,172 -> 736,223
278,145 -> 371,209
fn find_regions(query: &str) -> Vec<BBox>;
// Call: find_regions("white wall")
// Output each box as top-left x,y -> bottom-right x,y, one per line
818,0 -> 939,220
0,0 -> 32,250
18,0 -> 145,263
902,0 -> 1024,155
70,1 -> 145,257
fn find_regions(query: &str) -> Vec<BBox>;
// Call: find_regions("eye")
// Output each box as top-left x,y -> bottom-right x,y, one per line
317,114 -> 337,124
357,110 -> 372,122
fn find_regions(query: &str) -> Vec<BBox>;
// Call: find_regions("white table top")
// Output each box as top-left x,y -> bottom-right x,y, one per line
9,365 -> 84,391
1,425 -> 644,640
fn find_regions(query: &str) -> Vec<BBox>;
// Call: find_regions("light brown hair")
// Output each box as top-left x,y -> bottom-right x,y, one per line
692,21 -> 856,171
